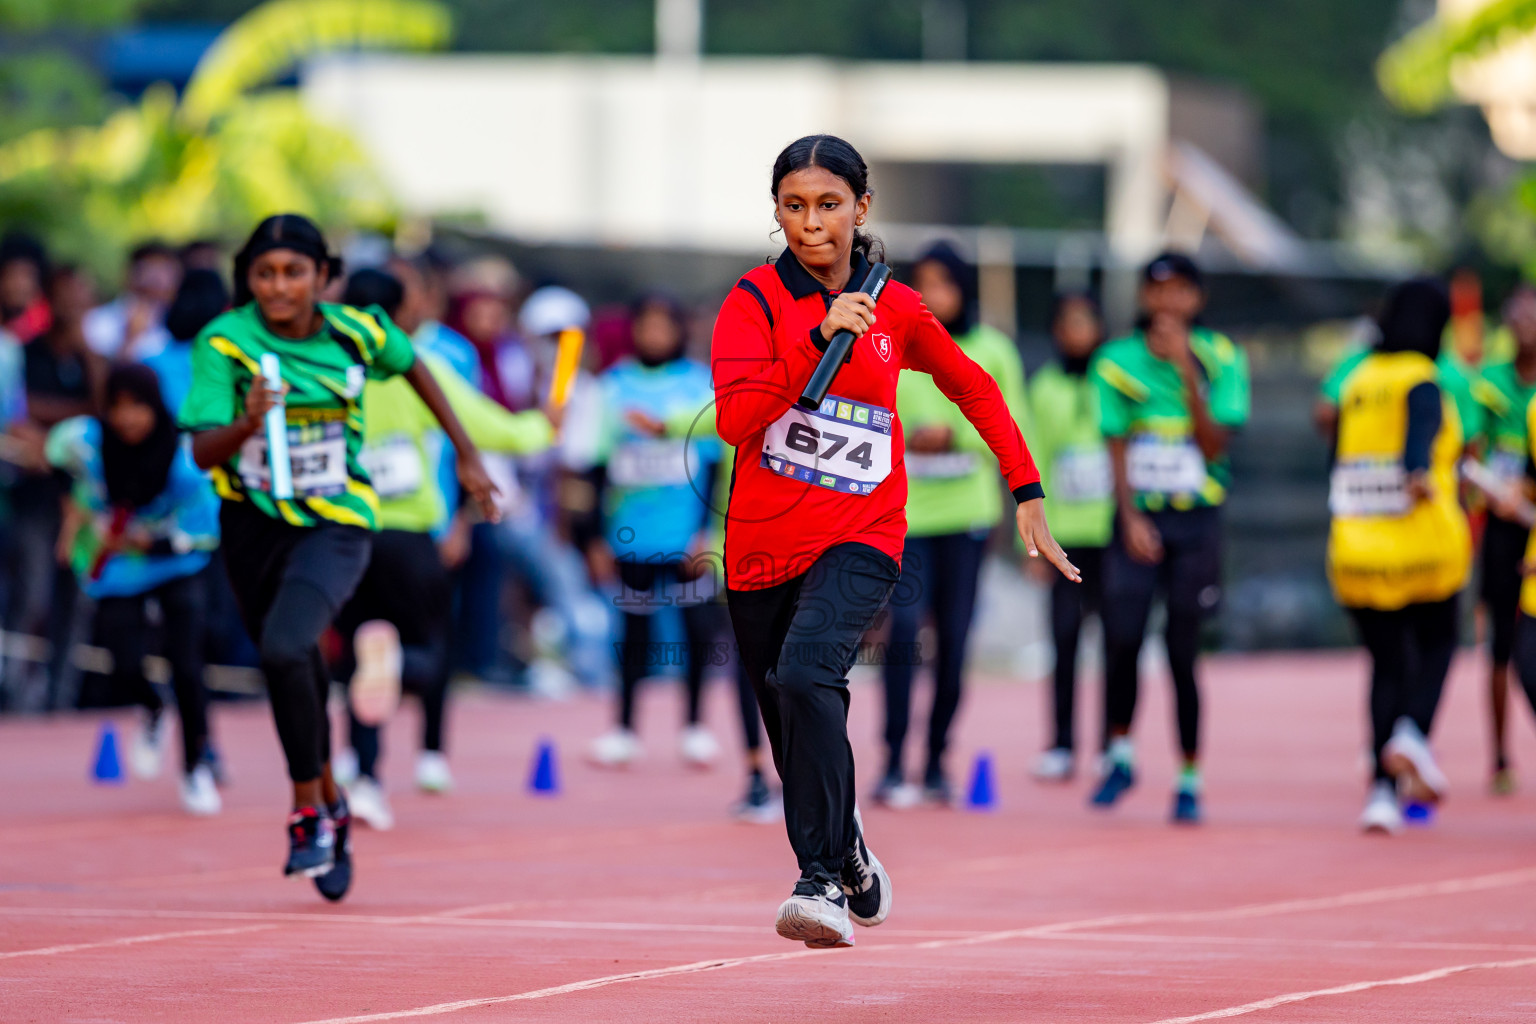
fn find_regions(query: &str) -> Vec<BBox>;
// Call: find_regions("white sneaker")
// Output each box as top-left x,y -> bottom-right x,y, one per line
349,621 -> 402,726
588,727 -> 642,768
179,764 -> 222,816
528,657 -> 577,700
347,776 -> 395,831
1360,780 -> 1403,834
129,713 -> 167,781
331,747 -> 360,787
679,725 -> 721,769
775,875 -> 854,949
876,781 -> 923,810
415,750 -> 454,793
841,807 -> 892,927
1382,718 -> 1448,804
1032,747 -> 1075,782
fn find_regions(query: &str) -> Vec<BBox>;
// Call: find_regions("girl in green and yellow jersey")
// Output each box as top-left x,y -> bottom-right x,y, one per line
1327,279 -> 1470,835
1090,253 -> 1250,825
180,215 -> 499,899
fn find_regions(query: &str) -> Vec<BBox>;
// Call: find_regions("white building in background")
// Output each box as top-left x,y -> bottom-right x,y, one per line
303,54 -> 1367,326
304,56 -> 1172,318
304,56 -> 1167,254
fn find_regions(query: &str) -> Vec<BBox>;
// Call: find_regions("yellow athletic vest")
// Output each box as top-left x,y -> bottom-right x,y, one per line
1327,351 -> 1470,610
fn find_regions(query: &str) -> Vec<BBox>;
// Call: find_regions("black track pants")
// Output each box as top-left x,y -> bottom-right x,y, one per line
220,502 -> 371,784
727,542 -> 898,881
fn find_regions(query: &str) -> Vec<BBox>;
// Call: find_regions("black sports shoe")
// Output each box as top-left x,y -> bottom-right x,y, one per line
313,796 -> 353,902
731,771 -> 779,824
841,807 -> 892,927
284,806 -> 335,879
775,872 -> 853,948
922,765 -> 953,806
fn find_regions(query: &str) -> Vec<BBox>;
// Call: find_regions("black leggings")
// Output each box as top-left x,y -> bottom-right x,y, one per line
881,530 -> 987,779
333,529 -> 452,780
727,542 -> 898,881
1349,597 -> 1459,782
1050,545 -> 1106,753
93,572 -> 210,773
1482,516 -> 1529,668
615,561 -> 719,730
1512,614 -> 1536,720
220,503 -> 371,784
1102,507 -> 1221,759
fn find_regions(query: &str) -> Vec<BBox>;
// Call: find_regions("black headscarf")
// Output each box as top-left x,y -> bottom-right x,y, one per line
630,291 -> 690,367
1050,290 -> 1104,376
914,240 -> 978,335
1376,277 -> 1450,359
101,364 -> 179,510
164,268 -> 229,342
341,268 -> 405,319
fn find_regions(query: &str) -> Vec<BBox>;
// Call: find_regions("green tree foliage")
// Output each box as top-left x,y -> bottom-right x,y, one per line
0,0 -> 449,276
1379,1 -> 1536,276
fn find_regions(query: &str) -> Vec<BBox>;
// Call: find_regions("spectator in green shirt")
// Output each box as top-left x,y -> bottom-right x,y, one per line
1028,292 -> 1112,783
877,241 -> 1030,807
1090,253 -> 1251,825
1470,284 -> 1536,795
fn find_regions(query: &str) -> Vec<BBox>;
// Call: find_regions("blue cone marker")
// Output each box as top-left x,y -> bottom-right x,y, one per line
92,722 -> 124,784
259,353 -> 292,499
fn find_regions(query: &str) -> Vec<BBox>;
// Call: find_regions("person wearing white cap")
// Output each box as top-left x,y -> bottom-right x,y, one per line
477,284 -> 616,694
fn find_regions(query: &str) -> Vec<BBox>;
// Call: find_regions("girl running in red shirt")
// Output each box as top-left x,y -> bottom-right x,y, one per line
712,135 -> 1078,948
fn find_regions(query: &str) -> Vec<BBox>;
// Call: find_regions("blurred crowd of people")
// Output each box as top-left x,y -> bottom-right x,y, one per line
0,231 -> 758,808
2,221 -> 1531,840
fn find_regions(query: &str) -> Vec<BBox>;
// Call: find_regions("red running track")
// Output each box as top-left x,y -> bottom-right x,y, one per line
3,651 -> 1536,1022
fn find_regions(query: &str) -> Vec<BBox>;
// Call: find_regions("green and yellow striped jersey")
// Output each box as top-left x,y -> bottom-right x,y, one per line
1092,327 -> 1251,511
179,301 -> 417,530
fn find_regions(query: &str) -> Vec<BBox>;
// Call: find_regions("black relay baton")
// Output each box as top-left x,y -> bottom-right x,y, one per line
797,262 -> 893,410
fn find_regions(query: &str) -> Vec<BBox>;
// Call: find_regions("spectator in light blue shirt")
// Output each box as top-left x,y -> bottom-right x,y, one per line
48,364 -> 222,814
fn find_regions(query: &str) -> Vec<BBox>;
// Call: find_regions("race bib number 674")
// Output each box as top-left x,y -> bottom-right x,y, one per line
762,396 -> 893,496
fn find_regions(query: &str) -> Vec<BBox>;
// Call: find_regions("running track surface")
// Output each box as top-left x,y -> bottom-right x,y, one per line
4,651 -> 1536,1023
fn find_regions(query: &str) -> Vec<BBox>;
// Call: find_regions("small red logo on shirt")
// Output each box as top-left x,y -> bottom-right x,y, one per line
873,333 -> 892,361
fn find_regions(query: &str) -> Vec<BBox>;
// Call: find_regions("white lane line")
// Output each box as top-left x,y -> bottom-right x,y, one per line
1143,956 -> 1536,1024
1040,931 -> 1536,956
907,865 -> 1536,950
0,905 -> 975,938
279,865 -> 1536,1023
0,924 -> 273,962
292,949 -> 831,1024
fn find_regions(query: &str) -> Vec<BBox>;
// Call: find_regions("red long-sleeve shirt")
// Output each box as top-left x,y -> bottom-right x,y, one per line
711,250 -> 1043,590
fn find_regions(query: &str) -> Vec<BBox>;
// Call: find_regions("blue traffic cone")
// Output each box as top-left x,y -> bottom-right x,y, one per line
1403,801 -> 1435,826
528,738 -> 560,796
966,751 -> 996,810
92,722 -> 124,784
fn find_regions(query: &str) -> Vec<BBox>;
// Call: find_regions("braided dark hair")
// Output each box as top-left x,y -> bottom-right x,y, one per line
770,135 -> 884,264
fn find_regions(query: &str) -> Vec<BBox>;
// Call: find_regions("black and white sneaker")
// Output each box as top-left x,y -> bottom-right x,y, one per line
283,806 -> 335,879
313,796 -> 353,902
841,807 -> 892,927
775,873 -> 854,949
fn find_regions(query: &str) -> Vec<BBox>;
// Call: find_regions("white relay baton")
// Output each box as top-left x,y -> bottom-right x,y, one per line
259,353 -> 293,500
1461,457 -> 1535,527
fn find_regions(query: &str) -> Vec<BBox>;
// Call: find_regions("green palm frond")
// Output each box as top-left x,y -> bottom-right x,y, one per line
1379,0 -> 1536,112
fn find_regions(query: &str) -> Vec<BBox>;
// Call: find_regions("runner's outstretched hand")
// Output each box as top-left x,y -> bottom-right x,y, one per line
1017,499 -> 1080,582
457,452 -> 501,524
